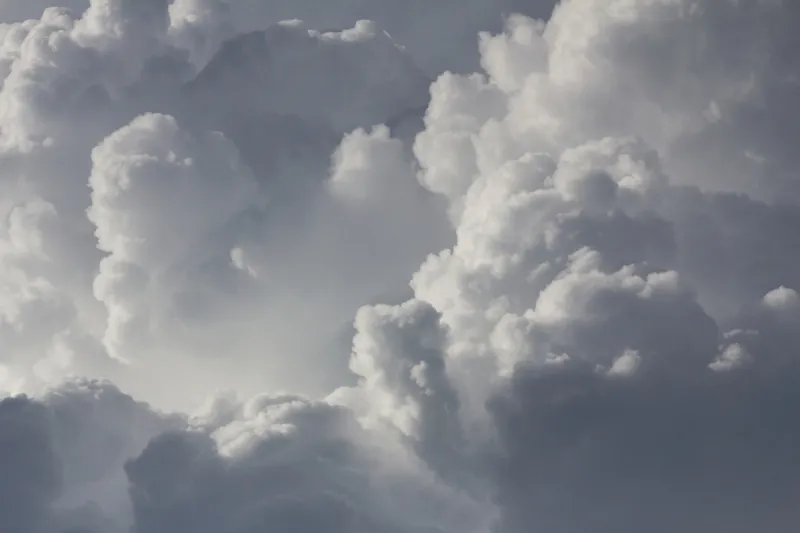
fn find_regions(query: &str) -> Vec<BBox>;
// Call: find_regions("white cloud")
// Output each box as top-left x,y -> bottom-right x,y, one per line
0,4 -> 452,408
341,3 -> 800,531
606,349 -> 641,377
88,112 -> 260,364
763,285 -> 800,313
3,1 -> 800,533
709,342 -> 753,372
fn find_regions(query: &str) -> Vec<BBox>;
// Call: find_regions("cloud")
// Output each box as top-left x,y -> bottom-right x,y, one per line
87,112 -> 260,363
490,362 -> 800,533
127,392 -> 487,533
184,19 -> 430,134
169,0 -> 558,74
2,1 -> 800,533
0,1 -> 88,24
2,380 -> 486,533
0,380 -> 177,533
0,394 -> 57,533
0,2 -> 451,407
343,3 -> 800,531
763,286 -> 800,314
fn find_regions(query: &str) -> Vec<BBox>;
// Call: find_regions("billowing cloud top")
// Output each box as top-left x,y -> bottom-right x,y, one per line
1,1 -> 800,532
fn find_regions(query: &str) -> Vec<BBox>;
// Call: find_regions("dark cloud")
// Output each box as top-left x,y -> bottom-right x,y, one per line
491,362 -> 800,533
2,2 -> 800,533
126,395 -> 483,533
0,395 -> 59,533
0,381 -> 177,533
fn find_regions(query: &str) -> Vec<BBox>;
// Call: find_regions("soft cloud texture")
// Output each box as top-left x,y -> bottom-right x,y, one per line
0,1 -> 452,406
2,1 -> 800,532
0,380 -> 177,533
128,392 -> 486,533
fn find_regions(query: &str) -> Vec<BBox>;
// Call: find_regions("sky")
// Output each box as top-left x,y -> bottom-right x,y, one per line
1,0 -> 800,532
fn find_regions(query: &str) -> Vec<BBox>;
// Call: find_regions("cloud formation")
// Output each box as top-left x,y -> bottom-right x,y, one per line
2,1 -> 800,532
0,380 -> 177,533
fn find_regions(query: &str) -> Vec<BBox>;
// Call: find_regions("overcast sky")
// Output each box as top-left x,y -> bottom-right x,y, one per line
1,1 -> 800,532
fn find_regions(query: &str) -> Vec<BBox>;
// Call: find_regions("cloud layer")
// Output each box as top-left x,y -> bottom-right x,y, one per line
2,0 -> 800,532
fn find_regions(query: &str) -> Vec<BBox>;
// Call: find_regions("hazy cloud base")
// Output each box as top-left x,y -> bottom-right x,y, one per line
1,1 -> 800,532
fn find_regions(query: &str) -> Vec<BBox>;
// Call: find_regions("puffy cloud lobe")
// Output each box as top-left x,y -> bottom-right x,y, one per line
415,1 -> 800,200
708,342 -> 752,372
127,393 -> 487,533
329,125 -> 418,205
73,0 -> 170,65
2,382 -> 486,533
0,0 -> 184,153
407,2 -> 800,369
88,112 -> 259,363
127,400 -> 373,533
763,286 -> 800,314
0,7 -> 86,151
346,300 -> 467,479
325,126 -> 450,286
0,7 -> 115,398
518,251 -> 718,375
349,4 -> 800,532
410,137 -> 682,377
0,198 -> 103,396
606,349 -> 641,377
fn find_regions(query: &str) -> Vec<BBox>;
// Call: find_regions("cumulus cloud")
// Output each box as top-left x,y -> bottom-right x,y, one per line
127,392 -> 487,533
0,380 -> 177,533
347,2 -> 800,531
0,0 -> 454,406
88,112 -> 259,363
2,1 -> 800,533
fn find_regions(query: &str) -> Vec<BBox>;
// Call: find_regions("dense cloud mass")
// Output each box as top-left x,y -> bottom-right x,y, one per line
2,0 -> 800,532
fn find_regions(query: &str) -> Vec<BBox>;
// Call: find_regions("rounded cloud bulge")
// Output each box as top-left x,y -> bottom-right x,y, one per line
2,1 -> 800,533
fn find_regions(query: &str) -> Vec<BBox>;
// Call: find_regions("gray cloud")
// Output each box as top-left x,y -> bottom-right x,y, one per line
169,0 -> 558,74
0,1 -> 452,406
0,395 -> 57,533
0,1 -> 87,23
491,362 -> 800,533
0,380 -> 177,533
2,1 -> 800,533
127,394 -> 485,533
